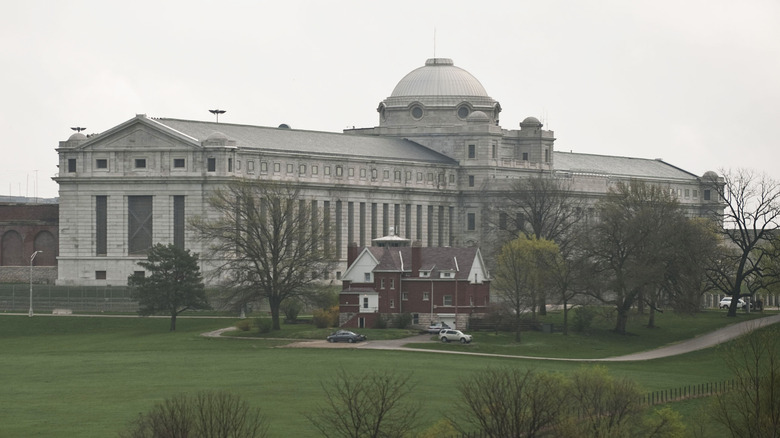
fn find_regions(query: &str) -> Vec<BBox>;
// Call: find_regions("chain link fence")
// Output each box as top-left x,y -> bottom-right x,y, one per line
0,284 -> 138,313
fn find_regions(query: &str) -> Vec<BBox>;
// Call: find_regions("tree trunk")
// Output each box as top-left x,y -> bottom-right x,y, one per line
539,296 -> 547,316
614,308 -> 628,335
170,313 -> 177,332
514,313 -> 522,343
647,307 -> 656,328
562,300 -> 569,336
270,304 -> 282,330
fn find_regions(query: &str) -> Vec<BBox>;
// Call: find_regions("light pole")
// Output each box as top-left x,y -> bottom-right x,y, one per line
29,250 -> 42,317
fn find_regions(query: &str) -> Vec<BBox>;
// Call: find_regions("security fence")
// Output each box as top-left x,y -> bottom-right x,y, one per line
0,284 -> 138,313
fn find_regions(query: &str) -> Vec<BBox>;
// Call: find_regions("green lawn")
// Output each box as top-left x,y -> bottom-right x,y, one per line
0,311 -> 771,437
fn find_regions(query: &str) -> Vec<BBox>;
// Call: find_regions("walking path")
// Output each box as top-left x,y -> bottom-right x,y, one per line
204,314 -> 780,362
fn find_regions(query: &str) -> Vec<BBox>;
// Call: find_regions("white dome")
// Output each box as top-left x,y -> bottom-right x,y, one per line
390,58 -> 489,97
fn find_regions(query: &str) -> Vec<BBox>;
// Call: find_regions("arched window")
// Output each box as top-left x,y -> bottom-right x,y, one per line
33,231 -> 56,266
1,230 -> 24,266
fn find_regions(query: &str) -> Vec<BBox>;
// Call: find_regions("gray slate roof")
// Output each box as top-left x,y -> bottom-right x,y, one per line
366,246 -> 480,280
554,151 -> 699,181
154,118 -> 457,165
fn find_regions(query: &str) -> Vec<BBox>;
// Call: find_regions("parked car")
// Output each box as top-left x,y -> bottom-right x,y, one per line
427,322 -> 451,334
326,330 -> 367,343
719,297 -> 746,309
440,329 -> 472,344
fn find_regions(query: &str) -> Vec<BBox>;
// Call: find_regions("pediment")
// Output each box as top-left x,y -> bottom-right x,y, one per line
77,117 -> 200,152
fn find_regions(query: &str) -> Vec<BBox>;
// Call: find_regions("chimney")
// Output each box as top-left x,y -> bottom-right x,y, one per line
411,240 -> 422,277
347,242 -> 359,267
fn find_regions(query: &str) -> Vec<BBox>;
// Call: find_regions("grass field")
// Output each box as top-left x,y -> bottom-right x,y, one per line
0,310 -> 772,437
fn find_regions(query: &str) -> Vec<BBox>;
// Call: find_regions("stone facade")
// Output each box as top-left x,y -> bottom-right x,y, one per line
0,203 -> 58,284
54,58 -> 723,286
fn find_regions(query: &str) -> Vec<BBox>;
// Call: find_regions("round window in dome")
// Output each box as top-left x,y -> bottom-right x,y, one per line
411,105 -> 424,120
457,106 -> 470,119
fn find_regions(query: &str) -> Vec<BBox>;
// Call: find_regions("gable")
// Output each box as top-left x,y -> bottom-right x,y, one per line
342,249 -> 379,283
77,116 -> 201,152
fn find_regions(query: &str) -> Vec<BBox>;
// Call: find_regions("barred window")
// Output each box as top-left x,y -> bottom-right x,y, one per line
128,196 -> 153,255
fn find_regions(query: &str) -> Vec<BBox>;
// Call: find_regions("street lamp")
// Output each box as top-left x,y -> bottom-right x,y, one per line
29,250 -> 42,317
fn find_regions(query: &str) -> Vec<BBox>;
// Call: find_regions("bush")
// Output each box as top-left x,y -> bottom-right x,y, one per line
280,299 -> 303,322
119,390 -> 268,438
255,318 -> 273,334
374,315 -> 388,329
312,306 -> 339,328
572,306 -> 595,333
235,319 -> 252,332
394,313 -> 413,329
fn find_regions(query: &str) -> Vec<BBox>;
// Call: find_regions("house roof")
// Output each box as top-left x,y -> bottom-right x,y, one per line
152,118 -> 458,165
366,246 -> 481,280
554,151 -> 700,181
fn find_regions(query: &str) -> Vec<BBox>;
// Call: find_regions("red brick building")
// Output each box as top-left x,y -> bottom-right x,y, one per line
339,241 -> 490,329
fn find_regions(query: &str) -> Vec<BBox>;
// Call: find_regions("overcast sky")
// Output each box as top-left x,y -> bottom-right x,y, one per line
2,0 -> 778,199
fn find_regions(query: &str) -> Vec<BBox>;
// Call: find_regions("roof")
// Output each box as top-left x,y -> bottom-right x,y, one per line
366,246 -> 480,280
390,58 -> 489,98
554,151 -> 699,181
152,118 -> 458,165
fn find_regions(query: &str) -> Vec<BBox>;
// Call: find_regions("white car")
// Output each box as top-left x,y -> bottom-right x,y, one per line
719,297 -> 746,309
440,329 -> 472,344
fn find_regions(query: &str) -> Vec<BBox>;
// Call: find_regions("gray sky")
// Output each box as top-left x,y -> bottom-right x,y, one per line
2,0 -> 778,199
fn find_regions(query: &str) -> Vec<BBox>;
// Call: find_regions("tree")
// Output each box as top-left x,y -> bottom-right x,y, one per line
190,180 -> 335,330
488,175 -> 584,315
120,390 -> 268,438
708,325 -> 780,437
585,181 -> 689,334
306,369 -> 419,438
493,236 -> 560,341
452,368 -> 567,438
128,243 -> 209,331
704,169 -> 780,317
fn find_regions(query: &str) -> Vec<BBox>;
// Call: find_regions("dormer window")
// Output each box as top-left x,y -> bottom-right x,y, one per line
441,272 -> 453,279
420,271 -> 430,278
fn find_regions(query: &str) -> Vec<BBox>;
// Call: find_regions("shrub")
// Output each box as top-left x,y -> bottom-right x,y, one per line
255,318 -> 273,334
394,313 -> 413,329
280,298 -> 303,322
572,306 -> 595,333
374,315 -> 388,329
235,319 -> 252,332
312,306 -> 339,328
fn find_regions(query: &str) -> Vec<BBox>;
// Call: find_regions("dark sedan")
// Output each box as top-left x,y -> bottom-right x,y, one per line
326,330 -> 367,343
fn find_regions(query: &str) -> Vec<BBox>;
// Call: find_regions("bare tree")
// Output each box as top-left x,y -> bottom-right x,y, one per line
307,369 -> 419,438
452,368 -> 567,438
190,180 -> 335,330
704,169 -> 780,317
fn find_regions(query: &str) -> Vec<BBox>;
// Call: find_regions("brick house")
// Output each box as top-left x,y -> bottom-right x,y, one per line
339,238 -> 490,330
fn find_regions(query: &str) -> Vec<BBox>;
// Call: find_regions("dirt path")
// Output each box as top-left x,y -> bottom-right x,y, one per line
203,314 -> 780,362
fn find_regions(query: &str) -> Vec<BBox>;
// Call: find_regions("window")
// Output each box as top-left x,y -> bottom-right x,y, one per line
247,161 -> 255,172
336,271 -> 342,280
348,167 -> 354,177
95,271 -> 106,280
236,160 -> 241,171
96,159 -> 108,169
312,165 -> 318,175
443,295 -> 453,306
364,272 -> 371,282
491,142 -> 497,159
260,161 -> 268,172
467,212 -> 476,231
173,195 -> 185,249
684,189 -> 690,198
380,278 -> 385,289
394,170 -> 401,182
402,292 -> 408,301
468,144 -> 476,159
427,173 -> 433,182
704,190 -> 711,201
545,149 -> 550,163
67,158 -> 77,173
135,158 -> 146,169
423,291 -> 429,301
406,171 -> 412,181
449,174 -> 455,183
173,158 -> 185,169
335,166 -> 343,176
360,168 -> 366,178
413,313 -> 419,324
468,175 -> 475,187
411,105 -> 423,119
299,164 -> 306,175
371,168 -> 378,179
693,189 -> 698,198
390,299 -> 395,309
458,106 -> 469,118
363,297 -> 369,309
133,271 -> 145,279
286,163 -> 293,174
128,196 -> 153,255
273,162 -> 281,173
383,170 -> 390,180
207,158 -> 216,172
390,279 -> 395,290
324,166 -> 331,175
417,172 -> 423,182
522,152 -> 529,161
96,195 -> 107,256
228,158 -> 233,172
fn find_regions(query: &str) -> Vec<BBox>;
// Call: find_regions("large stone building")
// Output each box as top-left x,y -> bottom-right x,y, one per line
54,58 -> 720,285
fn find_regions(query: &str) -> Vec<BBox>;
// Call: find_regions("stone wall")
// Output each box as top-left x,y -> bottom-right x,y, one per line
0,266 -> 58,284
